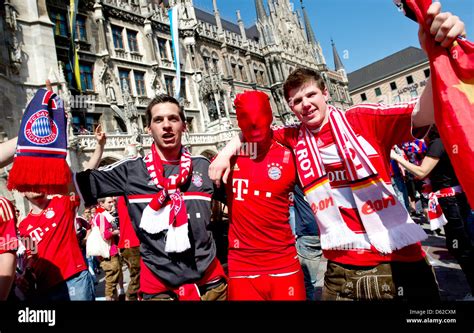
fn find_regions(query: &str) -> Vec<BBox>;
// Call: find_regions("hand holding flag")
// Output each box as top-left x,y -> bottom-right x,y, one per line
397,0 -> 474,207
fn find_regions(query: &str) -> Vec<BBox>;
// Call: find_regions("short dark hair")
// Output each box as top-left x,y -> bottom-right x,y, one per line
283,67 -> 326,102
145,94 -> 185,127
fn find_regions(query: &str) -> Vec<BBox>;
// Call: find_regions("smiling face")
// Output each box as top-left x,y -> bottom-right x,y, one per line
287,80 -> 330,131
147,102 -> 186,160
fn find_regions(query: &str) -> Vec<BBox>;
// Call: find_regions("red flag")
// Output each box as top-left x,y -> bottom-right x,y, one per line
397,0 -> 474,207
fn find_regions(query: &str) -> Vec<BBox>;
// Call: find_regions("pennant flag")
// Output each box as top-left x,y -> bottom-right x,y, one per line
395,0 -> 474,207
7,89 -> 72,194
68,0 -> 82,92
168,4 -> 181,100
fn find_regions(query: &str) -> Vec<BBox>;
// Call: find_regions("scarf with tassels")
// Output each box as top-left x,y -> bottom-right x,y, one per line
295,106 -> 427,254
8,89 -> 71,194
427,185 -> 462,231
140,145 -> 192,253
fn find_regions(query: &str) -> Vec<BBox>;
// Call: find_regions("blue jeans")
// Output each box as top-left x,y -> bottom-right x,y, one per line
391,176 -> 409,211
81,247 -> 97,284
67,269 -> 96,301
38,269 -> 95,301
296,235 -> 322,300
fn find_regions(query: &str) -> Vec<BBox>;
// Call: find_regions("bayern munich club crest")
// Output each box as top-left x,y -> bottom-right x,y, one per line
24,110 -> 58,145
44,208 -> 55,219
267,163 -> 283,180
192,173 -> 204,187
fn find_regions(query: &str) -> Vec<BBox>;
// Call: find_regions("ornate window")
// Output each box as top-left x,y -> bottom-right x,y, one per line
201,49 -> 210,72
112,25 -> 124,49
80,63 -> 94,91
180,77 -> 187,100
206,97 -> 219,122
119,68 -> 131,93
230,57 -> 239,80
50,9 -> 68,37
128,30 -> 139,52
164,75 -> 174,96
76,16 -> 87,41
134,71 -> 146,96
211,52 -> 220,72
238,61 -> 247,82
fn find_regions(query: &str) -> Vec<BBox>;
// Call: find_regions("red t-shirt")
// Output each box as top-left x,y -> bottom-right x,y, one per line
226,140 -> 300,277
0,196 -> 18,254
18,196 -> 86,292
273,102 -> 427,266
117,196 -> 140,249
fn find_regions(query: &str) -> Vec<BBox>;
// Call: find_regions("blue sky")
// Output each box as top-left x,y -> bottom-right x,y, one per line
192,0 -> 474,73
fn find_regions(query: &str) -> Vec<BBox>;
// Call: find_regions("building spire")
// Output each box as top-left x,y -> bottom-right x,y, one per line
255,0 -> 267,21
300,0 -> 316,44
212,0 -> 223,33
331,38 -> 345,71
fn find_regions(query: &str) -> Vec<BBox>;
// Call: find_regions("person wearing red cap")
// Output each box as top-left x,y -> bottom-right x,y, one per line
225,91 -> 305,301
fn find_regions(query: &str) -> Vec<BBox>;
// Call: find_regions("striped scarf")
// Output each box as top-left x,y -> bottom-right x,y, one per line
294,106 -> 427,253
140,145 -> 192,253
428,185 -> 462,231
8,89 -> 71,194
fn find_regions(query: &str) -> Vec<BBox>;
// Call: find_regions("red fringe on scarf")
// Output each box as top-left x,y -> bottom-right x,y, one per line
7,156 -> 72,194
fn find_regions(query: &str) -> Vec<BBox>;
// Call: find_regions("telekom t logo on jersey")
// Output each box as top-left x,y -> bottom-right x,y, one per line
232,178 -> 272,201
232,178 -> 249,201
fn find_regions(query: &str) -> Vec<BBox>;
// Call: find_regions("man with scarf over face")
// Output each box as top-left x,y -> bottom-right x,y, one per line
225,91 -> 305,300
75,95 -> 227,300
210,3 -> 466,301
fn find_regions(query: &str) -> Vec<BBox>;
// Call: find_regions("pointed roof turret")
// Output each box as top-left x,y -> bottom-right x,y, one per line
331,38 -> 345,71
300,0 -> 316,44
255,0 -> 267,21
212,0 -> 223,33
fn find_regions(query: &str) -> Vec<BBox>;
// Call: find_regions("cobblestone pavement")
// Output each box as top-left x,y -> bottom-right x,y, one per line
313,222 -> 472,301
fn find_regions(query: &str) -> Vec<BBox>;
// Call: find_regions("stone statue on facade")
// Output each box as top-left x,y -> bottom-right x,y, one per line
153,77 -> 167,97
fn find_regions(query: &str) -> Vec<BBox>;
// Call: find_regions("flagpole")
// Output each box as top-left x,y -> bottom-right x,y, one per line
168,4 -> 181,102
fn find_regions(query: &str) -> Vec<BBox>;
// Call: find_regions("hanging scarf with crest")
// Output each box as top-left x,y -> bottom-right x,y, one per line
140,144 -> 192,253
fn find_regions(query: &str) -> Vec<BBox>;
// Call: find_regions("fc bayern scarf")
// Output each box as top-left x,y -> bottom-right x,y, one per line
428,185 -> 462,231
295,106 -> 427,253
7,89 -> 71,194
140,144 -> 192,253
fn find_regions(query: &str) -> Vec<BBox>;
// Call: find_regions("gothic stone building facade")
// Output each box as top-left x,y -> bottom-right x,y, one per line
0,0 -> 351,208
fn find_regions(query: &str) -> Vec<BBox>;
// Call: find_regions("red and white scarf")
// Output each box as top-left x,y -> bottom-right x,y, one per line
428,185 -> 463,231
294,106 -> 427,253
140,144 -> 192,253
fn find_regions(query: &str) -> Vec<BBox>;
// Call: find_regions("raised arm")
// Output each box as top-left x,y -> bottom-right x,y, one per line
412,2 -> 466,127
84,124 -> 106,170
